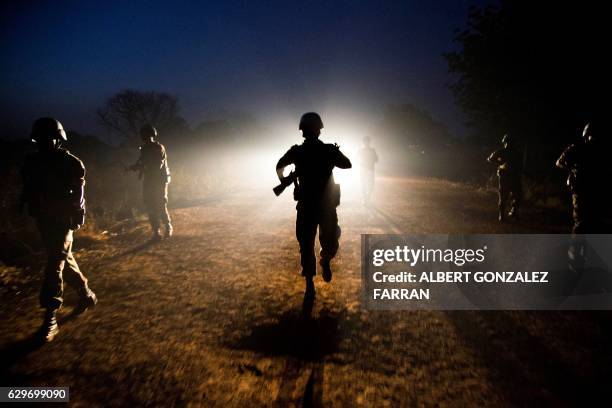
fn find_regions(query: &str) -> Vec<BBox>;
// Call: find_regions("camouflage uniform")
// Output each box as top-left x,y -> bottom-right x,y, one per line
21,148 -> 93,310
277,139 -> 351,277
487,142 -> 523,221
131,140 -> 172,236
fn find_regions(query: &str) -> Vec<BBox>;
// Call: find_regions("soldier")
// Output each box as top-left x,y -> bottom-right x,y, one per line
275,112 -> 352,298
20,117 -> 97,342
129,124 -> 173,240
556,122 -> 608,233
359,136 -> 378,206
487,133 -> 523,222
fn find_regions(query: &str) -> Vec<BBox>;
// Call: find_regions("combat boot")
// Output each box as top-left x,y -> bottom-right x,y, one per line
74,289 -> 97,315
320,258 -> 333,282
40,309 -> 59,342
151,228 -> 162,241
164,224 -> 173,238
305,276 -> 315,299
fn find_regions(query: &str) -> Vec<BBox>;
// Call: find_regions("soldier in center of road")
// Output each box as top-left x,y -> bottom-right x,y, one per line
275,112 -> 352,299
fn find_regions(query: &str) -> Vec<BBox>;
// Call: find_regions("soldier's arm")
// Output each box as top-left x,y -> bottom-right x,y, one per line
68,156 -> 86,207
129,147 -> 144,171
555,145 -> 575,170
276,146 -> 297,180
334,146 -> 352,169
487,149 -> 502,164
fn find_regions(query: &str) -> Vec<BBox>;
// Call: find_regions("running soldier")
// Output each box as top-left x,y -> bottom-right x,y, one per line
275,112 -> 352,298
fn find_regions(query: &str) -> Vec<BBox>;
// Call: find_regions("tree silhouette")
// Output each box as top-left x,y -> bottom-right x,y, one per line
97,89 -> 187,142
445,1 -> 606,148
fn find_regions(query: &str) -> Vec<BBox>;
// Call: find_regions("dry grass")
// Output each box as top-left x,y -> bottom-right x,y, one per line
0,178 -> 608,406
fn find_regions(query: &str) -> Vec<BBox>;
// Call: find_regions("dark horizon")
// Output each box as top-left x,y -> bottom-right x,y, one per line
0,0 -> 492,140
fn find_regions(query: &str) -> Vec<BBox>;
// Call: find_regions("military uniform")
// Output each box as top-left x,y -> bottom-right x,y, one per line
131,139 -> 172,237
487,141 -> 523,221
21,148 -> 93,311
556,138 -> 607,233
277,139 -> 351,278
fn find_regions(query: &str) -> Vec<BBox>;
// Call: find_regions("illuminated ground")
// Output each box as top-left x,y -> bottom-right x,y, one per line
1,178 -> 610,406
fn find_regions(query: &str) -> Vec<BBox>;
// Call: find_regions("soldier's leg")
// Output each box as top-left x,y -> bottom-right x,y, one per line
160,183 -> 172,236
144,184 -> 161,238
57,237 -> 97,312
572,193 -> 585,234
296,205 -> 318,277
37,224 -> 67,341
38,224 -> 67,311
498,176 -> 509,221
510,175 -> 522,216
62,240 -> 91,294
319,206 -> 340,261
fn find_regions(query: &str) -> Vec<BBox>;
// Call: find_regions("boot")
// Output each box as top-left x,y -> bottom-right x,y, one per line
40,309 -> 59,342
151,228 -> 162,241
164,223 -> 173,238
320,258 -> 333,283
74,289 -> 97,315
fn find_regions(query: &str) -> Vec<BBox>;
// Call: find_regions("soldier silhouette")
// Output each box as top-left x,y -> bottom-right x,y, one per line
487,133 -> 523,222
275,112 -> 352,298
556,122 -> 609,233
20,117 -> 97,342
359,136 -> 378,206
129,124 -> 173,240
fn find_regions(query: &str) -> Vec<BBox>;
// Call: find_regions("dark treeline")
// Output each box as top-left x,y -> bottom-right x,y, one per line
445,0 -> 608,173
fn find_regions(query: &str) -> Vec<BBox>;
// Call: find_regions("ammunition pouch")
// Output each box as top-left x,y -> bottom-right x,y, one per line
293,184 -> 301,201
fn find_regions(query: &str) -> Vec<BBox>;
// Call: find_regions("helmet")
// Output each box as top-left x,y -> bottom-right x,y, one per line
31,117 -> 67,143
501,133 -> 511,145
140,124 -> 158,138
299,112 -> 324,131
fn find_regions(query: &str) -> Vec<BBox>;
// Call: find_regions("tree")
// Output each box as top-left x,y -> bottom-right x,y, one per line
445,1 -> 607,147
381,103 -> 452,148
97,89 -> 188,142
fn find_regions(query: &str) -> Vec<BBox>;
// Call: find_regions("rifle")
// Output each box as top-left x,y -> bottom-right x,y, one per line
273,171 -> 297,196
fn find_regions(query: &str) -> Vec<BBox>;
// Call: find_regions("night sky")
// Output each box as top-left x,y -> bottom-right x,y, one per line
1,0 -> 491,139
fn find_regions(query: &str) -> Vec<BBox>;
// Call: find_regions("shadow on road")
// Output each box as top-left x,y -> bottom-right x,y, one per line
232,303 -> 342,361
230,296 -> 342,408
445,311 -> 612,406
0,332 -> 44,384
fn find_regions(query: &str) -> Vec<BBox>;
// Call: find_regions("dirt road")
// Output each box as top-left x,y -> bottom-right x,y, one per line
1,178 -> 610,406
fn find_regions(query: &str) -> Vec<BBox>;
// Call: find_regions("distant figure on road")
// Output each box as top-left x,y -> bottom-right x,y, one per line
20,117 -> 97,342
129,124 -> 173,240
359,136 -> 378,206
487,133 -> 523,222
275,112 -> 352,299
556,122 -> 609,233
